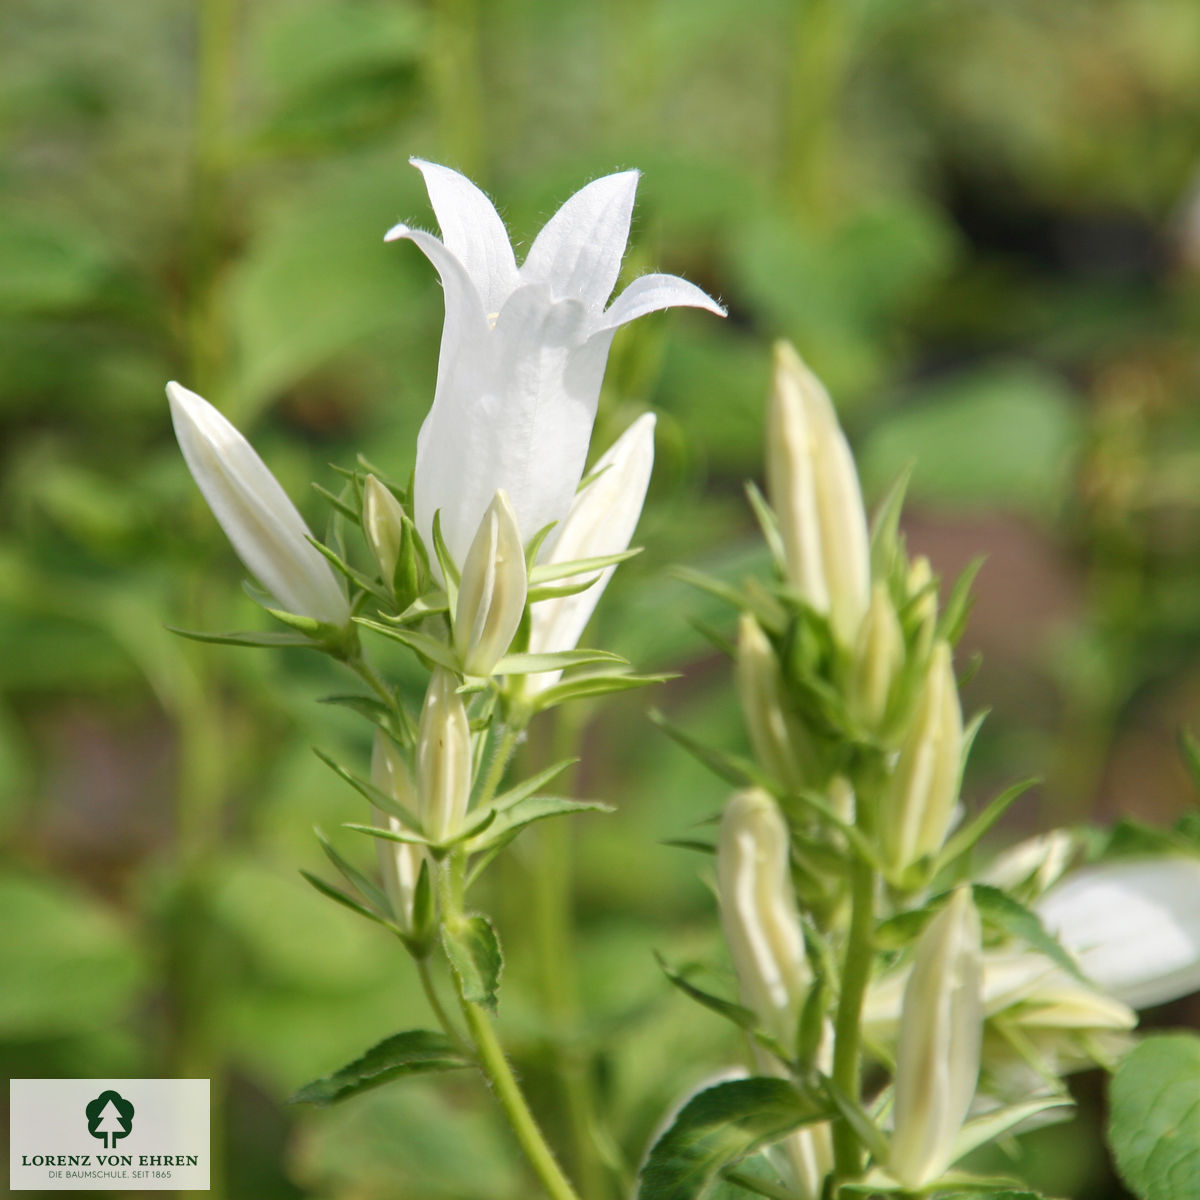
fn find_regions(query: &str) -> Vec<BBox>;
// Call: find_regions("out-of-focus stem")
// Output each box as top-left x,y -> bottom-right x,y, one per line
430,0 -> 483,175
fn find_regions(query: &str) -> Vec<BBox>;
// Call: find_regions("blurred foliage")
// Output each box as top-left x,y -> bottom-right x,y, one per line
3,0 -> 1200,1197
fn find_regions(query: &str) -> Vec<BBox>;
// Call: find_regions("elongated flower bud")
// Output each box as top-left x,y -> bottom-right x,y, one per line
849,584 -> 904,730
717,789 -> 809,1045
371,730 -> 423,930
455,490 -> 527,676
363,475 -> 422,607
527,413 -> 656,694
167,381 -> 350,626
891,887 -> 983,1189
737,615 -> 807,791
416,669 -> 472,841
880,641 -> 963,873
766,342 -> 869,646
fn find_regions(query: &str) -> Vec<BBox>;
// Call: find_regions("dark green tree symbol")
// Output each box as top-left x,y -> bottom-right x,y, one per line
85,1090 -> 134,1149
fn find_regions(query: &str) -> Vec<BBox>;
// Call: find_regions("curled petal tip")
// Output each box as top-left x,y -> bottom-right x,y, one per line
383,222 -> 412,243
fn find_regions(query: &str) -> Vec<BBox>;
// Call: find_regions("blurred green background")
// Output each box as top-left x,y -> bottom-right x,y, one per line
3,0 -> 1200,1196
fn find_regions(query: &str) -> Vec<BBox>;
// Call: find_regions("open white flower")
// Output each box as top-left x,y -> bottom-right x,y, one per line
386,159 -> 724,572
1036,856 -> 1200,1008
167,381 -> 350,627
526,412 -> 656,692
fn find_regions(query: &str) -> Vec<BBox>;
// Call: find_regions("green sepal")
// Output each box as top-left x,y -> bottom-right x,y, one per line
743,481 -> 787,577
289,1029 -> 471,1106
313,747 -> 425,831
490,758 -> 578,811
653,952 -> 759,1033
166,625 -> 315,649
649,709 -> 764,789
409,859 -> 436,954
660,838 -> 716,856
305,534 -> 392,605
527,575 -> 603,604
317,694 -> 412,745
343,822 -> 434,848
523,520 -> 559,569
314,826 -> 393,919
938,557 -> 984,646
869,466 -> 913,582
952,1096 -> 1075,1164
391,510 -> 428,613
312,481 -> 360,521
637,1077 -> 832,1200
530,670 -> 675,712
934,778 -> 1040,874
299,870 -> 399,934
354,618 -> 461,674
529,547 -> 641,585
465,796 -> 613,855
430,510 -> 460,613
971,884 -> 1088,983
493,648 -> 627,675
442,914 -> 503,1012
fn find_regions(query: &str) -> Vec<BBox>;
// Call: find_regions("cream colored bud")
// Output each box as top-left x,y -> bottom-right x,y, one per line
416,669 -> 472,842
880,641 -> 963,872
717,789 -> 809,1044
766,342 -> 870,646
363,475 -> 408,585
850,584 -> 904,730
737,614 -> 806,791
371,730 -> 423,929
891,888 -> 983,1189
455,490 -> 528,676
982,830 -> 1076,896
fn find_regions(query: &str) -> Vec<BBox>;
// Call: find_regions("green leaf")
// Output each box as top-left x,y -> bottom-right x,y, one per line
299,870 -> 397,932
493,648 -> 628,675
290,1029 -> 470,1106
491,758 -> 578,810
938,557 -> 984,646
638,1077 -> 830,1200
343,822 -> 434,848
650,709 -> 763,789
442,916 -> 503,1012
1109,1034 -> 1200,1200
466,796 -> 613,854
970,885 -> 1087,983
936,779 -> 1039,872
318,693 -> 410,744
314,827 -> 393,918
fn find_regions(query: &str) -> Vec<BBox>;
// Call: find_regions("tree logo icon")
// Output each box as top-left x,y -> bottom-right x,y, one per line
85,1090 -> 135,1149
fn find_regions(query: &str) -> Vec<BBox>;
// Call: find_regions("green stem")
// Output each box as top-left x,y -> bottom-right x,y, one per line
477,721 -> 523,808
416,956 -> 468,1054
436,854 -> 582,1200
830,853 -> 875,1181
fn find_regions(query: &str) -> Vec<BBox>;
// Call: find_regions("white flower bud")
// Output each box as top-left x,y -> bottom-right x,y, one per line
982,830 -> 1076,896
880,641 -> 963,873
362,475 -> 408,587
891,887 -> 983,1189
849,583 -> 904,730
455,490 -> 528,676
717,789 -> 809,1044
416,669 -> 472,842
371,730 -> 423,930
766,342 -> 870,646
167,381 -> 350,626
736,615 -> 807,791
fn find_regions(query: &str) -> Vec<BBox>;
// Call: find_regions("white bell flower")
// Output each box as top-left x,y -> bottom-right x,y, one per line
167,381 -> 350,627
386,159 -> 723,574
1036,856 -> 1200,1009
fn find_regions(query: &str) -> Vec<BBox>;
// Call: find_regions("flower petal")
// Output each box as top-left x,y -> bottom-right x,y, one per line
598,272 -> 725,331
167,382 -> 349,625
410,158 -> 519,315
527,413 -> 656,691
520,170 -> 639,310
1036,857 -> 1200,1009
415,284 -> 591,567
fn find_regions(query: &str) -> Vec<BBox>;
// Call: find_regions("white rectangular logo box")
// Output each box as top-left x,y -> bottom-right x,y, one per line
10,1079 -> 210,1191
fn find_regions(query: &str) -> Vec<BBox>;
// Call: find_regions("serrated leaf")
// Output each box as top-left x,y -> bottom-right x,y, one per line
1109,1034 -> 1200,1200
466,796 -> 613,854
289,1029 -> 470,1106
493,648 -> 628,675
443,915 -> 503,1012
637,1078 -> 831,1200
